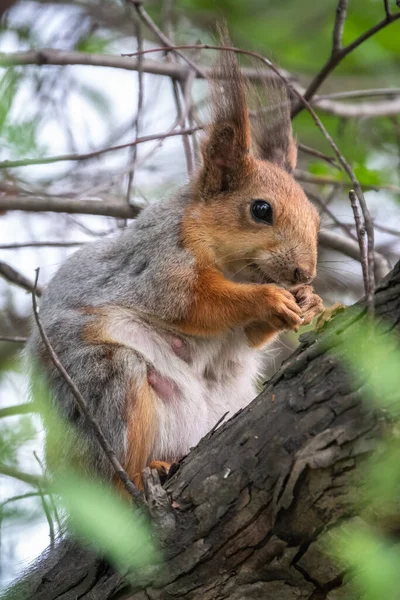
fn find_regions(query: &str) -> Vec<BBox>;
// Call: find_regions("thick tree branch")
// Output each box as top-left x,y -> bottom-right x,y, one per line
10,260 -> 400,600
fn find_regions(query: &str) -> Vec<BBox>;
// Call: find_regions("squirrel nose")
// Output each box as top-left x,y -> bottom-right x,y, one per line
293,267 -> 311,284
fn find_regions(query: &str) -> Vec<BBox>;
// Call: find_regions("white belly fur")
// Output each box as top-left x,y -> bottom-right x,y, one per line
102,309 -> 264,460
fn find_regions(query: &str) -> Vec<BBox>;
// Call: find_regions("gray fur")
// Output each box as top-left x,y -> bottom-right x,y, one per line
28,188 -> 196,479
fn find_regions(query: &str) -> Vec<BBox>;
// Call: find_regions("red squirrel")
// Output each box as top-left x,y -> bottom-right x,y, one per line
29,46 -> 323,492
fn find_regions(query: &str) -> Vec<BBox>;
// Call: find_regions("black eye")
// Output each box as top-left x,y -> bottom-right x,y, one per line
250,200 -> 273,225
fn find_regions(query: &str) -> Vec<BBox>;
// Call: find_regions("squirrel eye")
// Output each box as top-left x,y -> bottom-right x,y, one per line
250,200 -> 273,225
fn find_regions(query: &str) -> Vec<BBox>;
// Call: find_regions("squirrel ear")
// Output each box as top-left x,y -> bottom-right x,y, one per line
198,32 -> 251,198
251,79 -> 297,173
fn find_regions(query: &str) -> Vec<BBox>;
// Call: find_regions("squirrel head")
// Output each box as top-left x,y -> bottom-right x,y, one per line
183,43 -> 319,290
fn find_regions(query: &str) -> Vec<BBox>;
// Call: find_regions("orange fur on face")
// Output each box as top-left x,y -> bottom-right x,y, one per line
184,156 -> 319,292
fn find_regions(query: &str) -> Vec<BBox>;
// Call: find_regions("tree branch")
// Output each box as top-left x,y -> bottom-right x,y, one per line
0,260 -> 43,296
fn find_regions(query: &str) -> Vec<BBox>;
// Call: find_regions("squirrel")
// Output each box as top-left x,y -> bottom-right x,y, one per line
28,46 -> 324,492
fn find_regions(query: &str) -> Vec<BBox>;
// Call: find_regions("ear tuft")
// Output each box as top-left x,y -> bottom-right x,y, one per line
251,77 -> 297,173
199,25 -> 251,197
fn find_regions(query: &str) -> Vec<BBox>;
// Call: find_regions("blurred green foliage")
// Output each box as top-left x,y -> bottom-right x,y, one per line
331,323 -> 400,600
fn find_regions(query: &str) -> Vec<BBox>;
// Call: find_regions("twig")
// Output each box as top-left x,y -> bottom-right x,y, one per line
34,451 -> 55,547
131,0 -> 206,78
0,241 -> 85,250
332,0 -> 348,53
0,402 -> 33,418
0,195 -> 140,219
317,87 -> 400,100
297,143 -> 340,169
294,170 -> 400,194
126,6 -> 144,207
33,452 -> 63,537
0,125 -> 203,169
384,0 -> 392,19
2,49 -> 400,118
349,190 -> 370,310
31,269 -> 144,506
0,260 -> 43,295
306,190 -> 357,240
292,7 -> 400,116
0,463 -> 46,487
0,336 -> 28,344
318,230 -> 389,281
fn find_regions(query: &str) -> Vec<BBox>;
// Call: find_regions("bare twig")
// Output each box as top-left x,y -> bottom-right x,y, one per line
131,0 -> 206,78
384,0 -> 392,19
297,143 -> 340,168
349,190 -> 370,308
34,451 -> 55,547
0,402 -> 33,418
2,49 -> 400,118
0,125 -> 202,169
318,230 -> 389,281
0,463 -> 46,487
0,336 -> 27,344
306,190 -> 357,240
0,241 -> 84,250
332,0 -> 349,53
292,8 -> 400,116
0,195 -> 140,219
31,270 -> 144,506
317,87 -> 400,100
126,6 -> 145,206
294,170 -> 400,194
0,260 -> 43,296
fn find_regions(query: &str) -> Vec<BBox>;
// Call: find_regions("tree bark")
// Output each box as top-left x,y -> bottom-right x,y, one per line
9,260 -> 400,600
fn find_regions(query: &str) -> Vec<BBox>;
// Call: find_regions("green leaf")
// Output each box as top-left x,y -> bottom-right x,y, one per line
53,471 -> 159,572
332,524 -> 400,600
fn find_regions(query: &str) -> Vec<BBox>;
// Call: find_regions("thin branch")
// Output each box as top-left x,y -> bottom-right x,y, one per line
0,402 -> 33,418
0,195 -> 140,219
0,336 -> 28,344
297,143 -> 340,169
384,0 -> 392,20
349,190 -> 370,309
0,260 -> 43,295
34,451 -> 55,548
31,270 -> 144,506
318,230 -> 389,281
131,0 -> 206,78
306,189 -> 357,240
0,125 -> 202,169
126,6 -> 145,206
0,463 -> 46,487
294,170 -> 400,194
317,87 -> 400,100
0,241 -> 85,249
332,0 -> 349,53
292,8 -> 400,116
1,49 -> 400,118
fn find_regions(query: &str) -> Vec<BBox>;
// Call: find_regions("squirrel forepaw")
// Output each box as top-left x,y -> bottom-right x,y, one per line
292,284 -> 324,326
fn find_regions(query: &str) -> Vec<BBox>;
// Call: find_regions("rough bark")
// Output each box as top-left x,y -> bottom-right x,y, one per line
8,260 -> 400,600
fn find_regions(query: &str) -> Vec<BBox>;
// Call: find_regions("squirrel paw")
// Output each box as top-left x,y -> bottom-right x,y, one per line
264,286 -> 303,331
292,285 -> 324,326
